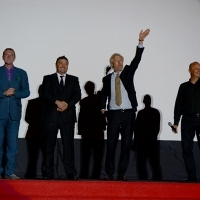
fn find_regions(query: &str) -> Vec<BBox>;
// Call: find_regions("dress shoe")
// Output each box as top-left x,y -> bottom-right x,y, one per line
183,178 -> 197,183
5,174 -> 20,180
118,175 -> 127,181
104,175 -> 113,180
67,175 -> 78,180
43,176 -> 52,180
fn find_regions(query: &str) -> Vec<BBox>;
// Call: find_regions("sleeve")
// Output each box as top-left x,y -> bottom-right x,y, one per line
14,70 -> 30,99
174,85 -> 183,126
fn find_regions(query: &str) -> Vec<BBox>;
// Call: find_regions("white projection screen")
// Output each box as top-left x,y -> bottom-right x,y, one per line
0,0 -> 200,140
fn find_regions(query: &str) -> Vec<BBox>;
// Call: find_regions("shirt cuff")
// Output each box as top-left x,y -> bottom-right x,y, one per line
138,44 -> 143,48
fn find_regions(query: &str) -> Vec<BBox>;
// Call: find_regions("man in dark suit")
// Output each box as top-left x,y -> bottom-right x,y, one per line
101,29 -> 150,181
0,48 -> 30,179
41,56 -> 81,180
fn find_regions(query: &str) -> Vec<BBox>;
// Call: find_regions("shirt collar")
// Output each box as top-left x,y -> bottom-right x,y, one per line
57,72 -> 67,77
4,65 -> 14,72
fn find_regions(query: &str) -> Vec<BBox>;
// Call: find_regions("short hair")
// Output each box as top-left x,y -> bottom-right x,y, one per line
3,48 -> 16,58
84,81 -> 95,95
109,53 -> 124,67
56,56 -> 69,64
189,62 -> 200,70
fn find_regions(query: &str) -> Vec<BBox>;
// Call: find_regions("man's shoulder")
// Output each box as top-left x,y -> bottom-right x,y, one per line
43,73 -> 56,79
179,81 -> 190,87
66,74 -> 79,80
14,66 -> 28,74
103,73 -> 112,80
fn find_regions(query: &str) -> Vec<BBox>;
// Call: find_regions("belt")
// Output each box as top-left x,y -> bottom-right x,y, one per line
109,109 -> 133,112
185,113 -> 200,117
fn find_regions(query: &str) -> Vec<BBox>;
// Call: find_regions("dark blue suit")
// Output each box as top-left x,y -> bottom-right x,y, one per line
0,66 -> 30,176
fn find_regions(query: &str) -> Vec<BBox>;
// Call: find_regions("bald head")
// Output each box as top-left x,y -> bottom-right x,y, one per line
188,62 -> 200,80
189,62 -> 200,70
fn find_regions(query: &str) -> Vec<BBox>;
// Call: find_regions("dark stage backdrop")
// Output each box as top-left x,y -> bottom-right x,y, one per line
15,139 -> 200,181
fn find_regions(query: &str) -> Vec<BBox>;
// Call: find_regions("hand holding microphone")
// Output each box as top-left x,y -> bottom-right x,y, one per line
168,122 -> 178,133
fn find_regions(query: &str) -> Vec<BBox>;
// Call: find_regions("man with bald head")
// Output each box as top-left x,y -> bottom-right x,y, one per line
172,62 -> 200,182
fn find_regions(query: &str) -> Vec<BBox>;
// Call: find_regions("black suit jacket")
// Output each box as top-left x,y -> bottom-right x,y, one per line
41,73 -> 81,123
101,47 -> 144,110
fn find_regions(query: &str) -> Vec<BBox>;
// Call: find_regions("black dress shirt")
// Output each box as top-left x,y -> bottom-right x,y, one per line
174,78 -> 200,125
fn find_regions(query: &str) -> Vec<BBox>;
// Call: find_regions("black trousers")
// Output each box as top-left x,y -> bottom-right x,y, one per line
181,115 -> 200,180
42,116 -> 76,178
105,109 -> 135,176
80,138 -> 104,179
136,140 -> 162,180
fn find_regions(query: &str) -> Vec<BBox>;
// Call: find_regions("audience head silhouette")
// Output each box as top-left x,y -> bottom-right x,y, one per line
143,94 -> 151,107
84,81 -> 95,96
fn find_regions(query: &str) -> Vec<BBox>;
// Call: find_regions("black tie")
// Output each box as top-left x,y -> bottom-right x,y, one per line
60,75 -> 64,92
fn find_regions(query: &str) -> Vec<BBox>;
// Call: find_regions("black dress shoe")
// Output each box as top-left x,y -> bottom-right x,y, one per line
43,176 -> 52,180
118,176 -> 127,181
104,175 -> 113,180
68,175 -> 78,180
183,178 -> 197,183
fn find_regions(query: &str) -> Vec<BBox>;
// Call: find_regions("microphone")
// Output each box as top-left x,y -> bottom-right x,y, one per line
168,122 -> 177,133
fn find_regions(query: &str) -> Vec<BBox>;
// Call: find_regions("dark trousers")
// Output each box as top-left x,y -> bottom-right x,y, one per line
136,140 -> 162,180
105,109 -> 135,176
80,138 -> 104,179
25,138 -> 45,179
0,114 -> 20,176
42,116 -> 76,178
181,115 -> 200,180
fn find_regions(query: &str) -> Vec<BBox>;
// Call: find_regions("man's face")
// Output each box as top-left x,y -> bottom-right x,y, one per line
56,59 -> 68,75
3,50 -> 15,65
189,63 -> 200,78
112,55 -> 123,72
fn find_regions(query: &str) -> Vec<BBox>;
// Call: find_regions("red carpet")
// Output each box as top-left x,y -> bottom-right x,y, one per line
0,179 -> 200,200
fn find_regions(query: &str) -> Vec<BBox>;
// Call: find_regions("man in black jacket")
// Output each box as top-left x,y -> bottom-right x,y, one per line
101,29 -> 150,181
172,62 -> 200,182
41,56 -> 81,180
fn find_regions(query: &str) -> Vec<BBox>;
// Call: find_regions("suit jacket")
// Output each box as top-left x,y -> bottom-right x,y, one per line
101,47 -> 144,110
0,66 -> 30,120
41,73 -> 81,123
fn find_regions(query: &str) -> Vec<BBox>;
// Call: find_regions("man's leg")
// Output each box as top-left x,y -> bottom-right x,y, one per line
5,116 -> 20,176
105,111 -> 121,177
137,140 -> 148,180
118,110 -> 135,177
181,115 -> 197,180
80,138 -> 91,179
91,139 -> 104,179
60,121 -> 77,177
0,118 -> 7,176
149,140 -> 162,180
42,121 -> 58,178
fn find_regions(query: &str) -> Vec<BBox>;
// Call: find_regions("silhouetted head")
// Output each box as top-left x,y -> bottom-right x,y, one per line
84,81 -> 95,95
143,94 -> 151,107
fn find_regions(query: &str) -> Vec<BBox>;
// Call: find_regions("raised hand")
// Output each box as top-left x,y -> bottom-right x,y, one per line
139,29 -> 150,41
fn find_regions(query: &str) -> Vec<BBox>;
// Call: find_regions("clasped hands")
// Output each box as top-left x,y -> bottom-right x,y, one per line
4,88 -> 15,96
55,100 -> 68,112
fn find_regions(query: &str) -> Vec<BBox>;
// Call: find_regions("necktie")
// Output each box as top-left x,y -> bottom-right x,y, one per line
59,75 -> 64,92
115,73 -> 122,106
